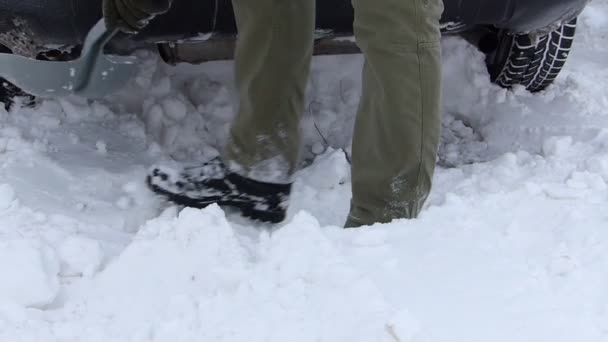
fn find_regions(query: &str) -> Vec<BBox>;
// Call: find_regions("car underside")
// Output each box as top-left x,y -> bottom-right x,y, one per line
0,0 -> 590,108
0,0 -> 588,51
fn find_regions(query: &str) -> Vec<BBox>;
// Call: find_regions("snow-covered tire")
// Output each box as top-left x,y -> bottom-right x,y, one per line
487,18 -> 577,93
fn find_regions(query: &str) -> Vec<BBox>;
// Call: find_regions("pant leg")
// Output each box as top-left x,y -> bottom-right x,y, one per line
345,0 -> 444,227
224,0 -> 315,184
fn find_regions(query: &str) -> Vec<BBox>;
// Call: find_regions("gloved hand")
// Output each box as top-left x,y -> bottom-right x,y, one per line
103,0 -> 173,33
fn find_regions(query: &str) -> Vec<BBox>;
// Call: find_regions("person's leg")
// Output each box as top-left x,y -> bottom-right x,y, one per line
345,0 -> 444,227
147,0 -> 314,223
224,0 -> 315,183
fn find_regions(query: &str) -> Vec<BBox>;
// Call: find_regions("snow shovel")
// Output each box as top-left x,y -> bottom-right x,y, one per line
0,19 -> 137,98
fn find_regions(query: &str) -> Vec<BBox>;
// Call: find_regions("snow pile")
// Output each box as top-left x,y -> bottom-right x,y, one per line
1,207 -> 416,342
1,1 -> 608,341
54,208 -> 407,342
0,239 -> 59,308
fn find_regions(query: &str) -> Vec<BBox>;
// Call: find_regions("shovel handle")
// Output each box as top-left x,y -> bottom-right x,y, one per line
73,20 -> 121,93
81,20 -> 120,57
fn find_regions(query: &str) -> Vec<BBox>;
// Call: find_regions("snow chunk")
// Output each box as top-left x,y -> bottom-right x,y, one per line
567,171 -> 607,191
0,240 -> 60,307
58,99 -> 92,122
586,155 -> 608,180
161,98 -> 188,122
149,76 -> 172,97
95,140 -> 107,154
0,184 -> 16,210
115,196 -> 133,210
542,136 -> 573,157
37,116 -> 61,129
299,149 -> 350,189
58,236 -> 104,277
144,104 -> 165,139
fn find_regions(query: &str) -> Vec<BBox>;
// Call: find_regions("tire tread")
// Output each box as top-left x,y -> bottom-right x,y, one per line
491,18 -> 577,92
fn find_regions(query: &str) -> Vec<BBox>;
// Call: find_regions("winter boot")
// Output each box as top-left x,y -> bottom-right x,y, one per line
0,77 -> 36,111
147,158 -> 291,223
0,45 -> 35,111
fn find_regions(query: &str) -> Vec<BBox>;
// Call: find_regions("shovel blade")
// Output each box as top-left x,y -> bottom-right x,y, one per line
0,20 -> 137,99
0,53 -> 136,98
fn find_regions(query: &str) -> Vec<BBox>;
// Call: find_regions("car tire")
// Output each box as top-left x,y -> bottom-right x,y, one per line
486,18 -> 577,93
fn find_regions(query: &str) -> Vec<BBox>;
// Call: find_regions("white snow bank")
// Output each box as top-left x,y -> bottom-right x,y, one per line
34,206 -> 415,342
0,240 -> 60,308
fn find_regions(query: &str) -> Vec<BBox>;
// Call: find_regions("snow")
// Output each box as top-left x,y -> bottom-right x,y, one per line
58,236 -> 104,278
0,183 -> 16,209
1,1 -> 608,341
0,239 -> 60,308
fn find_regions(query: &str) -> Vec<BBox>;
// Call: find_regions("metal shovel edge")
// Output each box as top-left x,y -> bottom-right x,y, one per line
0,19 -> 137,99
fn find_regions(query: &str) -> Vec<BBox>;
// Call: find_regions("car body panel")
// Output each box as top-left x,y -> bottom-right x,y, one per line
441,0 -> 589,32
0,0 -> 589,49
506,0 -> 589,32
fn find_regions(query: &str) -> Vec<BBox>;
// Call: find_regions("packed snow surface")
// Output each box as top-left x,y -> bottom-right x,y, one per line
1,2 -> 608,341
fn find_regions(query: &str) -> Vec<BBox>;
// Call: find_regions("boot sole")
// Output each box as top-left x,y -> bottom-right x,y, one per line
146,176 -> 287,223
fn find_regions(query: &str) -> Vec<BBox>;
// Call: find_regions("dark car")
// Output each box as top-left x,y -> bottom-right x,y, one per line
0,0 -> 589,108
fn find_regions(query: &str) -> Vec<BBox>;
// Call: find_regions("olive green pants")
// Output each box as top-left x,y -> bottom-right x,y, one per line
225,0 -> 443,227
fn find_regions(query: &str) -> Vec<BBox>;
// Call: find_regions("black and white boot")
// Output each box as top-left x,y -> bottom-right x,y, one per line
146,158 -> 291,223
1,77 -> 36,111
